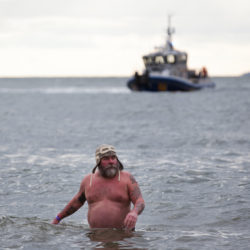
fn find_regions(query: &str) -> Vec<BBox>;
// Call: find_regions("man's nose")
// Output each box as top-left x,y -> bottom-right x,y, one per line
108,157 -> 115,163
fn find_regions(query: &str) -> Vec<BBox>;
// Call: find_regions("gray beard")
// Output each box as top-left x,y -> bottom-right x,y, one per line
98,164 -> 118,178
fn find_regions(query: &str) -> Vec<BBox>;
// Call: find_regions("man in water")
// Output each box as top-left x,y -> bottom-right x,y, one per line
52,144 -> 145,230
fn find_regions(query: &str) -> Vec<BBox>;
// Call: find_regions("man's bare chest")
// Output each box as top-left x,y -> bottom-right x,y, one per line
85,180 -> 129,204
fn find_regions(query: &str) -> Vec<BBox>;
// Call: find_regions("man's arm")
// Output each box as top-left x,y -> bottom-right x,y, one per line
52,180 -> 86,224
124,174 -> 145,230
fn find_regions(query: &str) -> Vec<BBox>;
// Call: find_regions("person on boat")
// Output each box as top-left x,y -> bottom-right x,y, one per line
52,144 -> 145,230
134,71 -> 141,85
141,70 -> 149,86
199,67 -> 208,78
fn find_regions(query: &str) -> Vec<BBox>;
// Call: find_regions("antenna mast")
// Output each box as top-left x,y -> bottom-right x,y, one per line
166,15 -> 175,50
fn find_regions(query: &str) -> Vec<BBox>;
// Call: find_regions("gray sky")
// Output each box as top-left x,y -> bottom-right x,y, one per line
0,0 -> 249,76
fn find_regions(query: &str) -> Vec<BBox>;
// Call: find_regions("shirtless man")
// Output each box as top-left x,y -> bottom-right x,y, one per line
52,144 -> 145,230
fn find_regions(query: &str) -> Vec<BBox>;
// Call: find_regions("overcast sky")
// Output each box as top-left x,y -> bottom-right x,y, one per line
0,0 -> 249,77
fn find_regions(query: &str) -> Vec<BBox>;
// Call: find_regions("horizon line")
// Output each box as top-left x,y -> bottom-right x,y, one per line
0,75 -> 130,79
0,73 -> 245,78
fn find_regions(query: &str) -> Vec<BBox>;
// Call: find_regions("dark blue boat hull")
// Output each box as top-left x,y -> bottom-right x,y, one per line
127,75 -> 215,92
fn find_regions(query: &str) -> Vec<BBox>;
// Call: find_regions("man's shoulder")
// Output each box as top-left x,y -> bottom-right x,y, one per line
120,171 -> 135,182
121,171 -> 139,185
81,173 -> 92,185
121,170 -> 131,177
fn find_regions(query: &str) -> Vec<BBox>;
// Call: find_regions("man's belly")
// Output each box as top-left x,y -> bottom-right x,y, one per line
87,200 -> 130,229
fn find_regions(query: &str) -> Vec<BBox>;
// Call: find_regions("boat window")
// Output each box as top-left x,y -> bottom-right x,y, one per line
143,56 -> 153,65
155,56 -> 164,64
166,54 -> 175,64
178,54 -> 187,63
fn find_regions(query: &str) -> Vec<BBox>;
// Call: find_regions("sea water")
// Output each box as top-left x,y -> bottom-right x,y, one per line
0,76 -> 250,249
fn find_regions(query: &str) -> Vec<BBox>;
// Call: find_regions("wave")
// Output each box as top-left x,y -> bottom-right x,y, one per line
0,87 -> 130,94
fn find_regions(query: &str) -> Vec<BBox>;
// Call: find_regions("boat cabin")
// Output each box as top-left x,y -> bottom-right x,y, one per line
142,50 -> 188,77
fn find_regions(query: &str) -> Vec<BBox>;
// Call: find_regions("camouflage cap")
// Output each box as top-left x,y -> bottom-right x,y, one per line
95,144 -> 116,165
92,144 -> 124,173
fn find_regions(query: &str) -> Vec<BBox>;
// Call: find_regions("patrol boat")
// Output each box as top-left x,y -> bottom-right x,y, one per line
127,17 -> 215,92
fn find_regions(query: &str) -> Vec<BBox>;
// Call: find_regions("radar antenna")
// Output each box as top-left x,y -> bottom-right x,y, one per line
166,15 -> 175,50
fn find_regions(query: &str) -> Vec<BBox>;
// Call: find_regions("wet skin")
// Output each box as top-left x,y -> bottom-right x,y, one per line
52,156 -> 145,230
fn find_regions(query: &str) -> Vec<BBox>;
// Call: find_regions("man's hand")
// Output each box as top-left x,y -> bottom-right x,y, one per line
51,218 -> 60,224
124,211 -> 138,230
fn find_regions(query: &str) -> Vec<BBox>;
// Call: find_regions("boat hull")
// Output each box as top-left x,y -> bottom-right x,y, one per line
127,75 -> 215,92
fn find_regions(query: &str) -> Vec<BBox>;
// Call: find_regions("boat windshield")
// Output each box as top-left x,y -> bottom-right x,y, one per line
166,54 -> 175,64
177,54 -> 187,63
155,56 -> 165,64
143,52 -> 187,67
143,54 -> 176,65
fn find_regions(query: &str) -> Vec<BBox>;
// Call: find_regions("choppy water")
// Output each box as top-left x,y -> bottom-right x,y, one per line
0,76 -> 250,250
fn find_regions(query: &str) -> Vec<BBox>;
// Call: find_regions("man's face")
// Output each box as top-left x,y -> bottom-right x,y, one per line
98,154 -> 118,178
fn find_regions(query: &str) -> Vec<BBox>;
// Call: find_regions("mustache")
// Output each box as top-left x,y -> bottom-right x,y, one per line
106,164 -> 117,168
